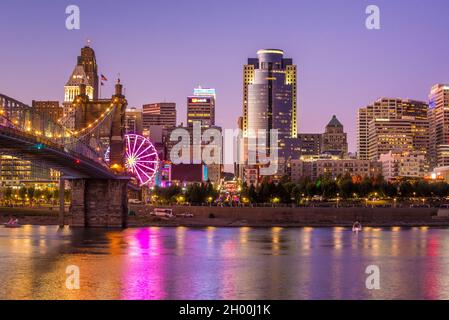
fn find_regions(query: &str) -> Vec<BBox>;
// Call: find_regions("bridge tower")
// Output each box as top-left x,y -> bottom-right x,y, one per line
69,80 -> 129,228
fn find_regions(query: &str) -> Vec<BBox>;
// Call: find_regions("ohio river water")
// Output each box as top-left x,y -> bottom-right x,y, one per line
1,225 -> 449,300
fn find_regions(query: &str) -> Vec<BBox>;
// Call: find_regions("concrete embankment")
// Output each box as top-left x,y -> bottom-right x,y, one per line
2,206 -> 449,228
128,206 -> 449,228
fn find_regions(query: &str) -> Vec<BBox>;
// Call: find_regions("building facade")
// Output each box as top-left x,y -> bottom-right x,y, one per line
142,102 -> 176,130
428,84 -> 449,168
297,133 -> 322,156
63,45 -> 99,130
321,115 -> 348,158
357,98 -> 429,160
32,100 -> 63,123
290,158 -> 382,182
187,96 -> 215,128
164,125 -> 223,183
125,107 -> 143,135
242,49 -> 297,179
379,151 -> 427,181
368,118 -> 414,160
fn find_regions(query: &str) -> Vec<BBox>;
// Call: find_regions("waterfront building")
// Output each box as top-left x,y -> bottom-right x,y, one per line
428,84 -> 449,168
142,102 -> 176,130
379,150 -> 427,181
297,133 -> 322,156
164,125 -> 223,183
125,107 -> 143,134
368,118 -> 415,160
0,155 -> 59,187
0,94 -> 60,186
321,115 -> 348,158
32,101 -> 63,123
357,98 -> 429,160
290,157 -> 382,182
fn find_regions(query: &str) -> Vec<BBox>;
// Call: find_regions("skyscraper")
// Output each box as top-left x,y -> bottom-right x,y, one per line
428,84 -> 449,168
357,98 -> 428,160
321,115 -> 348,158
77,45 -> 99,100
142,103 -> 177,129
240,49 -> 297,180
243,49 -> 297,139
187,86 -> 216,128
368,118 -> 414,160
125,107 -> 143,134
63,45 -> 99,129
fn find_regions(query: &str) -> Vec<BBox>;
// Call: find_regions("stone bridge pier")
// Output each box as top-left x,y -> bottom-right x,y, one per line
70,178 -> 129,228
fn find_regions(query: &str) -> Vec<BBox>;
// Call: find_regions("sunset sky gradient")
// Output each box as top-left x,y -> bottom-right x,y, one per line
1,0 -> 449,151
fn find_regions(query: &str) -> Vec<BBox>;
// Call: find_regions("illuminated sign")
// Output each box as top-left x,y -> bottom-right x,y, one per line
189,97 -> 210,104
194,88 -> 216,97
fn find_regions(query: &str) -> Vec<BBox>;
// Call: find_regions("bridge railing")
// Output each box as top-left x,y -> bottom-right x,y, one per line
0,101 -> 109,169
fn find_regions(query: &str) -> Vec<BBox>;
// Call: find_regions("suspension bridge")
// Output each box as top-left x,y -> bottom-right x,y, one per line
0,81 -> 138,228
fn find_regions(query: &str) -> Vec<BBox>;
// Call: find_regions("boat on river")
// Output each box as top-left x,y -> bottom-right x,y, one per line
352,221 -> 362,233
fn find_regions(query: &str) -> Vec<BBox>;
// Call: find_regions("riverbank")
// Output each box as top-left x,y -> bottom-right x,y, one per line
2,205 -> 449,228
126,205 -> 449,228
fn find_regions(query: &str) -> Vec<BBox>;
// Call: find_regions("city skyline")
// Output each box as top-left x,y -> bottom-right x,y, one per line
2,0 -> 449,153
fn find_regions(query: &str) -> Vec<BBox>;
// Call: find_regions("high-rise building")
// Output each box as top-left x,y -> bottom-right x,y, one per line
297,134 -> 322,156
321,115 -> 348,158
125,107 -> 143,134
243,49 -> 297,138
187,87 -> 215,127
142,103 -> 176,130
357,98 -> 428,160
242,49 -> 297,180
63,45 -> 99,129
244,49 -> 297,139
32,100 -> 63,123
428,84 -> 449,168
368,118 -> 414,160
77,45 -> 99,100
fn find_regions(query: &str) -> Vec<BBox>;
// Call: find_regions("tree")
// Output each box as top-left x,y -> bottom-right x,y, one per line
19,187 -> 27,204
27,187 -> 35,203
338,174 -> 355,199
248,184 -> 257,203
4,187 -> 12,202
398,181 -> 413,198
359,177 -> 373,197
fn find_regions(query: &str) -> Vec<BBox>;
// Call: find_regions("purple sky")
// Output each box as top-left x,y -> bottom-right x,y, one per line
1,0 -> 449,152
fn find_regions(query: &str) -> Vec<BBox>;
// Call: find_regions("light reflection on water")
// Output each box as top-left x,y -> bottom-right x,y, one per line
1,225 -> 449,300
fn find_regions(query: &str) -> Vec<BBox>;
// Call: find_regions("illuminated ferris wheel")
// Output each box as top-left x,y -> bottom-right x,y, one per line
105,134 -> 159,186
125,134 -> 159,186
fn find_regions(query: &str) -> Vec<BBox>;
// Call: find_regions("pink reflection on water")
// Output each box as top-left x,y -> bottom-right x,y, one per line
121,228 -> 167,300
424,233 -> 440,299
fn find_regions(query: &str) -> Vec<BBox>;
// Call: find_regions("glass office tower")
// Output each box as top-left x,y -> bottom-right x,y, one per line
246,49 -> 297,172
